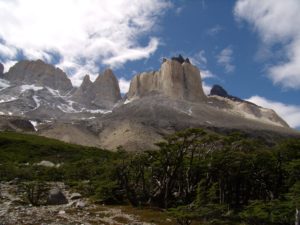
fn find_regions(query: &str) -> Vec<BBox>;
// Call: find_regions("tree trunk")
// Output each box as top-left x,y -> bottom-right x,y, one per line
296,207 -> 300,225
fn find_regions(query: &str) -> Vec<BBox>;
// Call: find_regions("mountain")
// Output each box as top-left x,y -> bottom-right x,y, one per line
0,57 -> 298,150
72,69 -> 121,109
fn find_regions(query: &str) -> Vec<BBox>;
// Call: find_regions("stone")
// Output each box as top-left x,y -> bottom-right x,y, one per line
3,60 -> 73,93
70,193 -> 82,200
76,200 -> 86,208
127,58 -> 206,102
36,160 -> 55,168
47,188 -> 68,205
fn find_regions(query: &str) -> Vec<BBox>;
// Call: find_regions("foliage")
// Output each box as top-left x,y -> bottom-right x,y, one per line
19,181 -> 50,206
0,129 -> 300,225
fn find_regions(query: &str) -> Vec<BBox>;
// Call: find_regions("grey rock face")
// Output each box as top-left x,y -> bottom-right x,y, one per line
210,85 -> 228,97
47,188 -> 68,205
93,69 -> 122,107
210,84 -> 257,105
0,63 -> 4,76
4,60 -> 73,93
0,116 -> 35,132
73,69 -> 121,109
127,59 -> 206,102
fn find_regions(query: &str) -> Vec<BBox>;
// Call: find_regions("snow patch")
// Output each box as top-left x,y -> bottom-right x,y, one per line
0,79 -> 10,90
188,107 -> 192,116
32,96 -> 41,110
57,104 -> 78,113
20,84 -> 43,93
29,120 -> 38,131
0,96 -> 18,103
46,87 -> 65,98
124,99 -> 134,105
85,109 -> 112,114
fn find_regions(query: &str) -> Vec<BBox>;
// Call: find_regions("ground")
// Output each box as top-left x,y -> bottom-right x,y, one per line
0,182 -> 175,225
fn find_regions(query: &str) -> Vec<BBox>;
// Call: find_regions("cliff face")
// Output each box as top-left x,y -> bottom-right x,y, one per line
127,59 -> 206,102
3,60 -> 73,93
72,69 -> 121,109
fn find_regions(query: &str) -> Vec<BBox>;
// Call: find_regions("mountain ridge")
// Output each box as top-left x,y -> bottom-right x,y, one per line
0,57 -> 298,150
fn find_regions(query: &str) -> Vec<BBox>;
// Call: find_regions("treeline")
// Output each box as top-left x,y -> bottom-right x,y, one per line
0,129 -> 299,224
112,129 -> 300,225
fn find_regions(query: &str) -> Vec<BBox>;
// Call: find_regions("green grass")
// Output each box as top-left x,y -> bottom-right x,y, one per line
0,131 -> 113,164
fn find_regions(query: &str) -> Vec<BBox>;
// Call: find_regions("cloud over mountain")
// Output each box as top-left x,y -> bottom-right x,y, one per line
0,0 -> 171,86
247,95 -> 300,129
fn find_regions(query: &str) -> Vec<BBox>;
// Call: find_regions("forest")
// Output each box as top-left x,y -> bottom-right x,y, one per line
0,129 -> 299,225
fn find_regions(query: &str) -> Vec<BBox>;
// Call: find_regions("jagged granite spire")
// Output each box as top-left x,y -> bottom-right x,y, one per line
127,57 -> 206,102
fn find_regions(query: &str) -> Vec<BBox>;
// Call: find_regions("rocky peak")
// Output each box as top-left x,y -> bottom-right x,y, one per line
93,69 -> 122,106
171,54 -> 191,64
209,84 -> 250,103
0,63 -> 4,76
210,85 -> 228,97
3,60 -> 73,93
80,75 -> 93,92
127,56 -> 206,102
72,69 -> 121,109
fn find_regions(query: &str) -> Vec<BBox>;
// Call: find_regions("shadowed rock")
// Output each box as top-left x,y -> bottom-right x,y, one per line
210,84 -> 257,105
47,188 -> 68,205
0,63 -> 4,76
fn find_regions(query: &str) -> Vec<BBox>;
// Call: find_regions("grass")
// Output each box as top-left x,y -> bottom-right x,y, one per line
0,131 -> 113,164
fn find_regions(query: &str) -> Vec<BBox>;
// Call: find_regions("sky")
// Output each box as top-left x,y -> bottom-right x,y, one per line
0,0 -> 299,129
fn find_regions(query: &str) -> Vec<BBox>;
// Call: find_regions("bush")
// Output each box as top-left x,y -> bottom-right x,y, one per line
19,181 -> 50,206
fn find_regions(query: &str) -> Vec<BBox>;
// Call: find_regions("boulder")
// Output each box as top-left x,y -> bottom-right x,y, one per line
70,193 -> 82,200
127,58 -> 206,102
47,188 -> 68,205
36,160 -> 55,168
4,60 -> 73,93
75,200 -> 86,208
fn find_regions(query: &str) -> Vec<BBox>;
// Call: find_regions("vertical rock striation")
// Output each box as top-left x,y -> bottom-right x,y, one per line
72,69 -> 121,109
127,58 -> 206,102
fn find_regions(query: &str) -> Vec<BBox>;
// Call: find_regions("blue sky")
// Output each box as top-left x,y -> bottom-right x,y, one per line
0,0 -> 299,129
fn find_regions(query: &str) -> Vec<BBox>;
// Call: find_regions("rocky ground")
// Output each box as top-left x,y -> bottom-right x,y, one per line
0,182 -> 172,225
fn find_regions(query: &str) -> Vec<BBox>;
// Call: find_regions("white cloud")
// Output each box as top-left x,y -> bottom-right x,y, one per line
200,70 -> 214,79
190,50 -> 207,68
202,81 -> 212,95
247,95 -> 300,128
206,25 -> 223,36
190,50 -> 215,80
217,46 -> 235,73
234,0 -> 300,89
0,0 -> 171,86
119,77 -> 131,94
0,60 -> 17,73
0,43 -> 17,59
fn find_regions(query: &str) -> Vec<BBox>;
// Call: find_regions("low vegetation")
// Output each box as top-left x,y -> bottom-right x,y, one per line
0,130 -> 299,224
